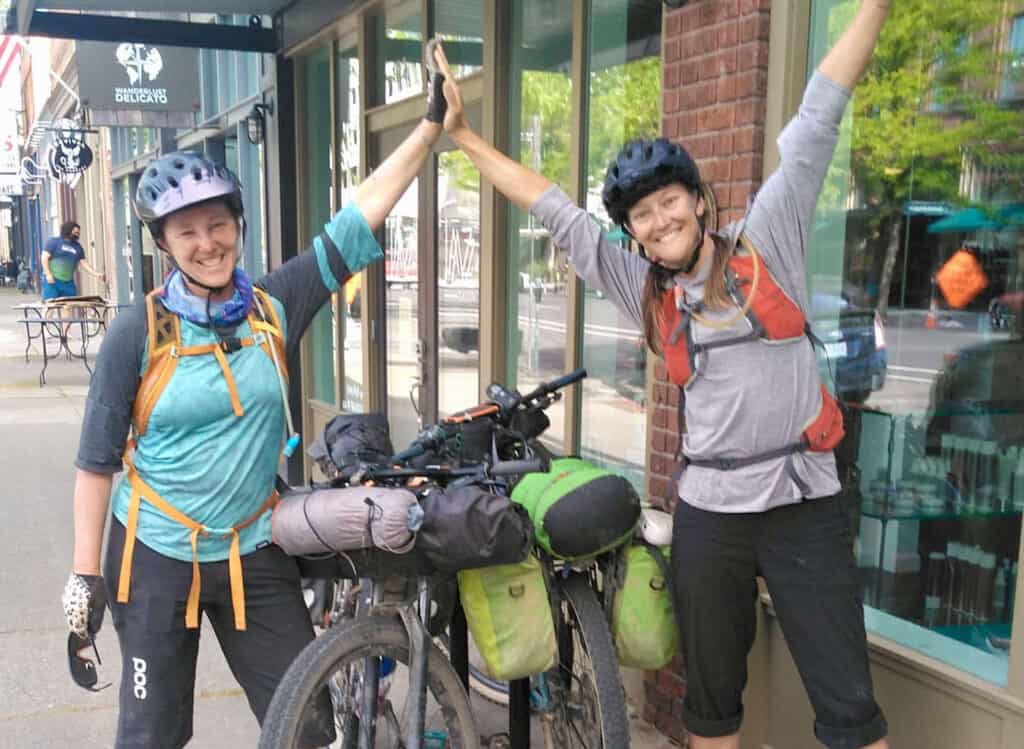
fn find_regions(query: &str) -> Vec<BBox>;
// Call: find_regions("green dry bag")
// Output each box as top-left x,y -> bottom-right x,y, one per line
612,544 -> 678,670
510,457 -> 640,560
457,554 -> 556,681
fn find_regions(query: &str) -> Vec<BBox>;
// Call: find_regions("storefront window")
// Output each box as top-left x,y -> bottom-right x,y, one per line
385,179 -> 420,449
434,0 -> 483,76
578,0 -> 661,490
337,42 -> 363,412
438,151 -> 482,418
808,0 -> 1023,686
372,1 -> 423,106
504,0 -> 575,453
302,45 -> 336,405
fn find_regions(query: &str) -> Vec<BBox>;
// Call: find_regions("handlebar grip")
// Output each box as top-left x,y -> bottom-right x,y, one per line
489,458 -> 549,477
547,367 -> 587,392
391,443 -> 425,463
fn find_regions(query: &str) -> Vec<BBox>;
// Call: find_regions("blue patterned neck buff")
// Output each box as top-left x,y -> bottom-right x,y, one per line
161,268 -> 254,327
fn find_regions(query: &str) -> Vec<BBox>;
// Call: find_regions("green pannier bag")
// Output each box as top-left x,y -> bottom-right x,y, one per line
511,457 -> 640,560
612,544 -> 678,670
457,554 -> 556,681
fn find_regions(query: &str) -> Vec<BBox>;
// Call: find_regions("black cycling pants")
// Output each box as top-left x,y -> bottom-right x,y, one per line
103,519 -> 335,748
671,494 -> 888,749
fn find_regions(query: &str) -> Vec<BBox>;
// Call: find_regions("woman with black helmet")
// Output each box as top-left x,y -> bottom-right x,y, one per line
60,77 -> 448,746
432,2 -> 892,748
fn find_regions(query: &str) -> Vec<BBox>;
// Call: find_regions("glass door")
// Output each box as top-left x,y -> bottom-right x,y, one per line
437,151 -> 482,418
383,176 -> 423,450
372,140 -> 483,451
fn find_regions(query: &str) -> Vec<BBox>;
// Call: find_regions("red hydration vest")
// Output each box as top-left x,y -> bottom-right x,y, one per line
660,237 -> 844,470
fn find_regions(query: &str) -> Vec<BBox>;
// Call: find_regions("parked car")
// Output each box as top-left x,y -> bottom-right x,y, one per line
811,292 -> 888,404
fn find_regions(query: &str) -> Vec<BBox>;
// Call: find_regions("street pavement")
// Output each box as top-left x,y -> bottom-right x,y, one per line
0,286 -> 677,748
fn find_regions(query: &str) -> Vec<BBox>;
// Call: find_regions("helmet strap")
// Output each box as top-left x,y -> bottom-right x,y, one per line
679,211 -> 706,275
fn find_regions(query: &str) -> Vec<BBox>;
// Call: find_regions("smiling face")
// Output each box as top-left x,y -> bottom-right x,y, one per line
625,183 -> 707,272
159,200 -> 240,298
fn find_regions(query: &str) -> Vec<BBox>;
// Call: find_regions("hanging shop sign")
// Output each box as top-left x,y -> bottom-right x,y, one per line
0,131 -> 22,195
47,119 -> 94,183
77,41 -> 200,121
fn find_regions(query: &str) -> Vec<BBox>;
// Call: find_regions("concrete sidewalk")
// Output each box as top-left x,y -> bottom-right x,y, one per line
0,285 -> 680,748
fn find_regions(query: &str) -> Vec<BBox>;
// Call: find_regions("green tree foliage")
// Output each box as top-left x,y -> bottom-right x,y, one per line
819,0 -> 1023,314
587,57 -> 662,194
829,0 -> 1022,209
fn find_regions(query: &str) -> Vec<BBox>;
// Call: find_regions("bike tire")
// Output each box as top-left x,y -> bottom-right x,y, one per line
436,630 -> 511,706
259,613 -> 478,749
555,573 -> 630,748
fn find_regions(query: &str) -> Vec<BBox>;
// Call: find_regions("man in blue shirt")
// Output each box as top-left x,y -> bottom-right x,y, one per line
41,221 -> 102,299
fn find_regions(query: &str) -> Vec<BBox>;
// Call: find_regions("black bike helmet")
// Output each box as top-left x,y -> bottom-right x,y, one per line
134,151 -> 244,237
601,138 -> 702,228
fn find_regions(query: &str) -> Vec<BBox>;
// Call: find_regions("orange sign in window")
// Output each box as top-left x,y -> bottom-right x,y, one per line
936,249 -> 988,309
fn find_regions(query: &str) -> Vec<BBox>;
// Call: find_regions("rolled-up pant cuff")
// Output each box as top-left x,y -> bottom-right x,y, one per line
814,707 -> 888,749
681,702 -> 744,738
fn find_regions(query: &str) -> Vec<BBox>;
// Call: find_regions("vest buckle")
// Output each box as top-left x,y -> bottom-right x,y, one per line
220,336 -> 242,353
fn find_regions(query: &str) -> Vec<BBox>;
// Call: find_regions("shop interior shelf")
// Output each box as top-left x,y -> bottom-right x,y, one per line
860,504 -> 1023,522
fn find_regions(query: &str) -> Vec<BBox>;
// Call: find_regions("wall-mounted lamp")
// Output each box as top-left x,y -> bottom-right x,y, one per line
246,102 -> 273,146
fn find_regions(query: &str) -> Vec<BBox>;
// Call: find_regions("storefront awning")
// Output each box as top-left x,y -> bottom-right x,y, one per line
5,2 -> 288,52
927,207 -> 1002,234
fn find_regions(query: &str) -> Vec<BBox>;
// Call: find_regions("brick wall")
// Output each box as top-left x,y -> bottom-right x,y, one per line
645,0 -> 773,743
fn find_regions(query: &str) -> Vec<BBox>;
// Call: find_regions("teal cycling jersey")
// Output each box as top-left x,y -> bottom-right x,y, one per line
80,202 -> 382,563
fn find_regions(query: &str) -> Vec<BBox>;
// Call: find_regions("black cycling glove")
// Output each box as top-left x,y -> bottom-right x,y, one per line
424,38 -> 447,124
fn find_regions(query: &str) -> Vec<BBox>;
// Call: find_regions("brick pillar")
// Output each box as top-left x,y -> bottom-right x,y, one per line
644,0 -> 772,743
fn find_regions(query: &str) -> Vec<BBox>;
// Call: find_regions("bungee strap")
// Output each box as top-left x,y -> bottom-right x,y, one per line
117,441 -> 279,631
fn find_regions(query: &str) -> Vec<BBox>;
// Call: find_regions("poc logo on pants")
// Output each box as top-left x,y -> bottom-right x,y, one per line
132,657 -> 148,700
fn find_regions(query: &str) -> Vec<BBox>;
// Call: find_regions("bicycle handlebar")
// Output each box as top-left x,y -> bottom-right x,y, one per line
489,458 -> 548,476
519,367 -> 586,406
382,368 -> 585,472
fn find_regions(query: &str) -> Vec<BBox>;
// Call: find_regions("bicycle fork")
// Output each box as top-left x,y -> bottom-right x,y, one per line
355,577 -> 433,749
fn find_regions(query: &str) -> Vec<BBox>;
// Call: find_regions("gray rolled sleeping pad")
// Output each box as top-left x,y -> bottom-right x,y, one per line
272,485 -> 421,556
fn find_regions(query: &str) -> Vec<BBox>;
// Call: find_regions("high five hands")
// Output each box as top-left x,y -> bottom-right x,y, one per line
430,41 -> 469,138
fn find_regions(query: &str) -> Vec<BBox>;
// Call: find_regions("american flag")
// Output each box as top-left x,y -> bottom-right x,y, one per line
0,35 -> 23,91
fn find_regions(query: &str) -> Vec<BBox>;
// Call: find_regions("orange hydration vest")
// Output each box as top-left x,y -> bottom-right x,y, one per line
117,286 -> 288,631
660,236 -> 844,470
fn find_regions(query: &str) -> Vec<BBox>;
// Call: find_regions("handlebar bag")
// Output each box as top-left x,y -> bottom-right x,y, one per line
511,457 -> 641,560
416,485 -> 533,572
308,413 -> 394,480
612,544 -> 678,670
272,485 -> 418,556
458,553 -> 557,680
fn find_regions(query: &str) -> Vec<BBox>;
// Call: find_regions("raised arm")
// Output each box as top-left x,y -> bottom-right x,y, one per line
351,118 -> 441,232
433,44 -> 552,211
818,0 -> 891,90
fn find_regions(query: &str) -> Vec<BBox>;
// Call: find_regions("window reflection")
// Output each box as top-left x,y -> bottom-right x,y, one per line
372,1 -> 423,106
434,0 -> 483,76
338,42 -> 363,412
579,0 -> 661,490
438,151 -> 481,418
385,180 -> 420,450
302,45 -> 336,405
809,0 -> 1023,685
505,0 -> 575,453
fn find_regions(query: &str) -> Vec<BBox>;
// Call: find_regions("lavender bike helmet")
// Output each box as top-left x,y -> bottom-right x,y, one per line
134,151 -> 244,237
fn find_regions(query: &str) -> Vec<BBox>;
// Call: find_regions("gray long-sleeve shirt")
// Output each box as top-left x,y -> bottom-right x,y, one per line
530,71 -> 851,512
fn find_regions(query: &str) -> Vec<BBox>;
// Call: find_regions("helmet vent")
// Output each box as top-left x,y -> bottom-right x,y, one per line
148,188 -> 157,199
193,168 -> 203,181
147,168 -> 158,178
173,159 -> 185,170
167,177 -> 179,188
